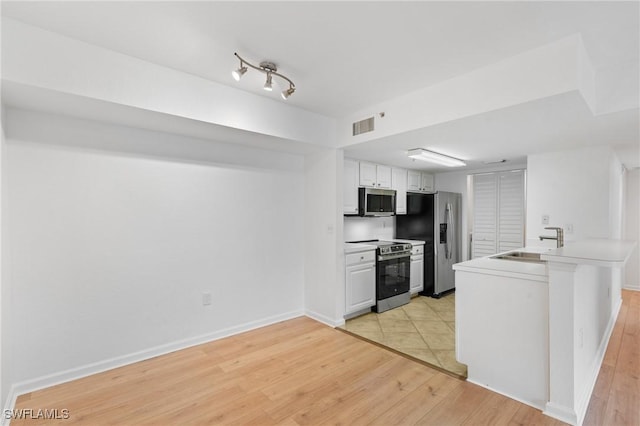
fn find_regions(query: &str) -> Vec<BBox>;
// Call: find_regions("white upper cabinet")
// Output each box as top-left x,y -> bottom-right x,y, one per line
343,158 -> 360,215
408,170 -> 435,192
359,162 -> 377,187
391,167 -> 407,215
407,171 -> 422,192
359,162 -> 392,189
421,173 -> 434,192
376,165 -> 392,188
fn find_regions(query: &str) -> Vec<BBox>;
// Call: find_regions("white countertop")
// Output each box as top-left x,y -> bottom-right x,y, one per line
541,239 -> 637,267
344,242 -> 376,254
453,239 -> 637,280
453,247 -> 549,282
343,239 -> 425,254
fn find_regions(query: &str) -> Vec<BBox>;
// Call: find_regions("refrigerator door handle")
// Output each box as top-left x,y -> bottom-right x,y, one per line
446,203 -> 454,259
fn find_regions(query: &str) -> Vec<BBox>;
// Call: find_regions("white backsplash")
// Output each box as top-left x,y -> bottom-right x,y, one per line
344,216 -> 395,242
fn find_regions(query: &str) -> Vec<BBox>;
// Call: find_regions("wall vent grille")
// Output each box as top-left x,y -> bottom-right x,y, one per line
352,117 -> 375,136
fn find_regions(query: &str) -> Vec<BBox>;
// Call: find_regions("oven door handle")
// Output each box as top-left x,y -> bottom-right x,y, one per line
378,253 -> 411,262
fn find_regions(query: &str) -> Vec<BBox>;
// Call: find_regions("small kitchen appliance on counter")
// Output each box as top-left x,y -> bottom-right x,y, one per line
348,239 -> 412,313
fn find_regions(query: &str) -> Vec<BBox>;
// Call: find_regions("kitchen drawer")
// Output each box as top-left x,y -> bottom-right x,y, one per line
346,250 -> 375,266
411,245 -> 424,255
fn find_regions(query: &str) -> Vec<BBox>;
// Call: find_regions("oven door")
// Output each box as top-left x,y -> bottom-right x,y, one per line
376,253 -> 410,300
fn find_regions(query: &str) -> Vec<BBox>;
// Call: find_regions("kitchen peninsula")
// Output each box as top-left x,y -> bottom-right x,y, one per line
453,239 -> 636,426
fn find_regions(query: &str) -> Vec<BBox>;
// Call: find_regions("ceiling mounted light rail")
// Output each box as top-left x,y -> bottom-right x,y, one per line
408,148 -> 466,167
232,52 -> 296,100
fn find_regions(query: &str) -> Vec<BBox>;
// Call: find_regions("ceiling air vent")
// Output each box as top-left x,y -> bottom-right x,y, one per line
353,116 -> 375,136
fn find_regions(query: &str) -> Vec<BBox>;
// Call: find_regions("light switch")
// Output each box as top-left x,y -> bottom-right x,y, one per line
541,215 -> 549,225
202,292 -> 212,306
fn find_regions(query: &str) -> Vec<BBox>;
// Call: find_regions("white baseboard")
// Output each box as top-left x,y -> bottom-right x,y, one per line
304,309 -> 344,328
543,401 -> 578,426
3,309 -> 304,421
465,377 -> 546,412
1,386 -> 18,426
622,284 -> 640,291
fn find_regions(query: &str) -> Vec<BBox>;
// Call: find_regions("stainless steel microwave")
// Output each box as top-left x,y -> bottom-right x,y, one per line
358,188 -> 396,216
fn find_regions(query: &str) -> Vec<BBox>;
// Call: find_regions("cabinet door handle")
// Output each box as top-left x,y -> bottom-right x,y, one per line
360,256 -> 364,260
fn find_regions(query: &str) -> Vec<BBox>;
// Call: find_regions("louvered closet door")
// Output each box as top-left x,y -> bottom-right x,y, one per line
471,170 -> 525,259
472,174 -> 498,258
497,170 -> 525,252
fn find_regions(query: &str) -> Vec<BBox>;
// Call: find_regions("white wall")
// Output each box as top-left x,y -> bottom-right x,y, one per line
572,265 -> 616,413
526,146 -> 620,247
624,169 -> 640,290
343,216 -> 394,242
609,154 -> 624,240
3,18 -> 335,147
3,109 -> 305,393
0,102 -> 6,409
304,148 -> 344,326
435,162 -> 527,260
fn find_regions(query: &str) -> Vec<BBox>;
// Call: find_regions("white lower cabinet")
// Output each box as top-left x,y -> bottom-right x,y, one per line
410,245 -> 424,293
345,250 -> 376,314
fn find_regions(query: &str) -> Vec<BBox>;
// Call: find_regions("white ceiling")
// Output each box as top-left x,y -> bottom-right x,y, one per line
345,91 -> 639,172
2,1 -> 639,168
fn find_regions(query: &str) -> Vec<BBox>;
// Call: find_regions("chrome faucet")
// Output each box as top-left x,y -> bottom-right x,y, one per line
539,226 -> 564,248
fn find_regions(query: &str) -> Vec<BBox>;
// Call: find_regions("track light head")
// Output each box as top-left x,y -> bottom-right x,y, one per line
232,66 -> 247,81
281,86 -> 295,100
263,73 -> 273,91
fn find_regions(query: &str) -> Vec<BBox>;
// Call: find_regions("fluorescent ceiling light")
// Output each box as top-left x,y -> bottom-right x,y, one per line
408,148 -> 466,167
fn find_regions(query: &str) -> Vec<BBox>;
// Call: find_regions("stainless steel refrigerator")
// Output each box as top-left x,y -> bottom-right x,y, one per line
395,191 -> 462,297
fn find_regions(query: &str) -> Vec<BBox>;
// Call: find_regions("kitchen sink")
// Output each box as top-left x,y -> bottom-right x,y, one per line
491,251 -> 546,263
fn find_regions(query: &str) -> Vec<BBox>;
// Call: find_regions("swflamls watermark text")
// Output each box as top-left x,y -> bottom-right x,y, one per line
4,408 -> 70,420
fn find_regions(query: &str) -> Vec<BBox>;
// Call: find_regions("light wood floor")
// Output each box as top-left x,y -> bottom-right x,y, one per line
13,290 -> 639,425
584,289 -> 639,426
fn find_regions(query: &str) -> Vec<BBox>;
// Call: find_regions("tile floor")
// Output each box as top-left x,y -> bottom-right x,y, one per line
339,292 -> 468,377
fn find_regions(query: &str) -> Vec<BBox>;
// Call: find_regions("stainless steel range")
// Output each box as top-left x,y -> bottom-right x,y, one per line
350,240 -> 412,313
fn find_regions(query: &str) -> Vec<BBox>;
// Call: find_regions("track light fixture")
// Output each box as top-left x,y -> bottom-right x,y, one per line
232,52 -> 296,100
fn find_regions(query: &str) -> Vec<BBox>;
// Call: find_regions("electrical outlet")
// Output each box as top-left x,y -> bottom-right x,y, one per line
202,292 -> 212,306
565,224 -> 574,234
542,215 -> 549,225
